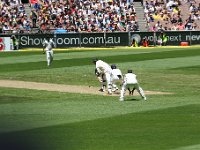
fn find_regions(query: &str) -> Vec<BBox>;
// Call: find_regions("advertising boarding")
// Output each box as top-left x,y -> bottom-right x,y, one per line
0,37 -> 11,51
16,31 -> 200,49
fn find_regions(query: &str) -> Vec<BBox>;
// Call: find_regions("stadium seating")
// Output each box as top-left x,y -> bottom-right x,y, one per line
0,0 -> 199,33
143,0 -> 200,31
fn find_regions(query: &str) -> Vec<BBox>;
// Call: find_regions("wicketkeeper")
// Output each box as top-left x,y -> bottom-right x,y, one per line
111,64 -> 123,92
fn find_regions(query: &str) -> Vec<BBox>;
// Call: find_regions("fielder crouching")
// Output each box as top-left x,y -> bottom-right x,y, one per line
119,69 -> 147,101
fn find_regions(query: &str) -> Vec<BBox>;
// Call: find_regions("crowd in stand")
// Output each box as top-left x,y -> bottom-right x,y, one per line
0,0 -> 140,33
0,0 -> 30,33
35,0 -> 140,33
0,0 -> 199,33
144,0 -> 200,31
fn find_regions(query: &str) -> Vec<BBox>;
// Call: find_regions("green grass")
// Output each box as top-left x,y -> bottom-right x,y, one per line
1,103 -> 200,150
1,48 -> 200,72
0,47 -> 200,150
170,65 -> 200,75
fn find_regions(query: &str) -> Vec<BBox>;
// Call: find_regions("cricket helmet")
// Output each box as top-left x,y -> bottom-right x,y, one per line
111,64 -> 117,69
128,69 -> 133,73
92,58 -> 98,63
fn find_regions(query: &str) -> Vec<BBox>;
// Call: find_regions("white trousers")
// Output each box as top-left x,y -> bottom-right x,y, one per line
46,50 -> 53,66
111,78 -> 121,91
97,73 -> 106,90
120,83 -> 145,99
105,72 -> 112,94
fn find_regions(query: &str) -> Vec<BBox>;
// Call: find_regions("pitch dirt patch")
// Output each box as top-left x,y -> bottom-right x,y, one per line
0,80 -> 172,96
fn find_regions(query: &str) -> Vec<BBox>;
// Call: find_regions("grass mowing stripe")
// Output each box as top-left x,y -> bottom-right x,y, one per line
0,50 -> 93,58
171,144 -> 200,150
1,49 -> 200,72
1,47 -> 199,58
0,51 -> 42,57
169,65 -> 200,75
0,95 -> 34,104
1,104 -> 200,150
0,49 -> 166,64
118,56 -> 200,71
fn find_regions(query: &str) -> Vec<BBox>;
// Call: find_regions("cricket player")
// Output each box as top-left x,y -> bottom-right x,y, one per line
43,38 -> 56,67
119,69 -> 146,101
111,64 -> 122,92
95,68 -> 106,92
93,58 -> 112,94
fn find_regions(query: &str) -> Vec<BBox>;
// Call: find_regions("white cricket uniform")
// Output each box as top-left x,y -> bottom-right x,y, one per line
43,39 -> 55,66
111,69 -> 122,80
95,68 -> 106,91
120,73 -> 146,101
111,68 -> 122,91
96,60 -> 112,94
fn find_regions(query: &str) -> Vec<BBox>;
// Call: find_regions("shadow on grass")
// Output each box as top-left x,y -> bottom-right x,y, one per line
0,96 -> 33,104
124,98 -> 140,101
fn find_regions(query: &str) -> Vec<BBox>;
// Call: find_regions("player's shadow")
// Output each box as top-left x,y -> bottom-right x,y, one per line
125,98 -> 140,101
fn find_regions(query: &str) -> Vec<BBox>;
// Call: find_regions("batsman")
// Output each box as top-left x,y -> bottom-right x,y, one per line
95,68 -> 106,92
93,58 -> 113,95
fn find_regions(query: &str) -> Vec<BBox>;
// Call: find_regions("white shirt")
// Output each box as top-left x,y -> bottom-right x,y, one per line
43,39 -> 55,51
166,0 -> 174,8
123,73 -> 138,84
96,60 -> 112,74
111,68 -> 122,80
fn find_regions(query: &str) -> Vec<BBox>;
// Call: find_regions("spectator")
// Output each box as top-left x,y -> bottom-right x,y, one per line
30,9 -> 37,28
131,38 -> 138,47
2,23 -> 10,33
11,35 -> 18,50
0,24 -> 3,33
142,37 -> 149,47
177,22 -> 185,30
157,31 -> 168,46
